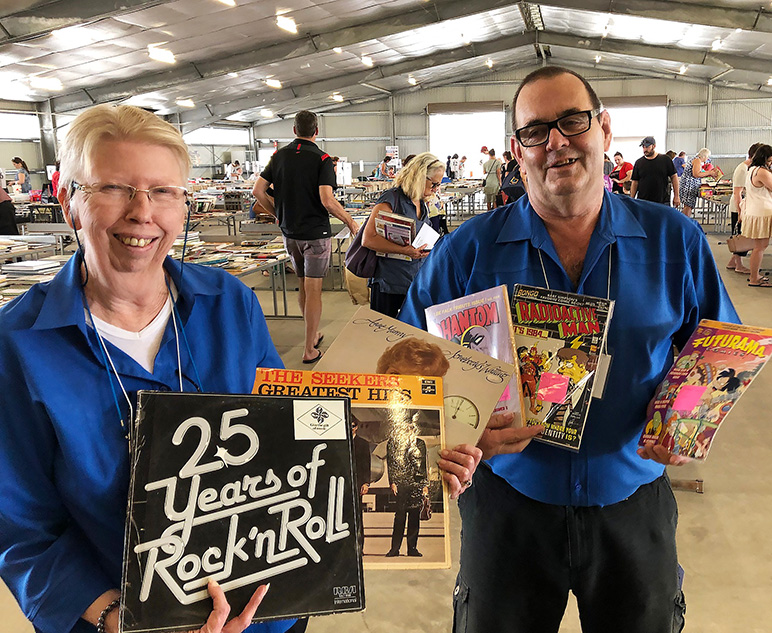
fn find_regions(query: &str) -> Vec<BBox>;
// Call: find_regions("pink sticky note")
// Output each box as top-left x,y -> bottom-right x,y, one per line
497,384 -> 511,403
672,385 -> 707,412
538,373 -> 570,403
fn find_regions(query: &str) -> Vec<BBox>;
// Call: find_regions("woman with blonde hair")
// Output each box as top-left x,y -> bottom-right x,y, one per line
0,104 -> 299,633
362,152 -> 445,317
679,147 -> 719,218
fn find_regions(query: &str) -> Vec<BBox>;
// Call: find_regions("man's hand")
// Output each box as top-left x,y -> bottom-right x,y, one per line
476,413 -> 543,460
390,483 -> 398,496
347,218 -> 359,235
186,580 -> 269,633
438,444 -> 483,500
637,442 -> 692,467
360,483 -> 369,495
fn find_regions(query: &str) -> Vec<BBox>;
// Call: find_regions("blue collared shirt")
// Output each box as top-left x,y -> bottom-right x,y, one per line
400,191 -> 739,507
0,255 -> 293,633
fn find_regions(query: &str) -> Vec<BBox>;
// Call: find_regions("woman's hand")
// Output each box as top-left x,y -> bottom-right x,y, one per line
403,243 -> 429,260
186,580 -> 269,633
438,444 -> 483,500
476,412 -> 543,461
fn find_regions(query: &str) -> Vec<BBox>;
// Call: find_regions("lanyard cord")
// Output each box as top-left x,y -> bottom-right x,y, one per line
166,275 -> 204,393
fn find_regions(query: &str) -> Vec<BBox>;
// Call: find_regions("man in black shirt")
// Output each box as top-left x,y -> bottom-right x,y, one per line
630,136 -> 680,207
254,110 -> 358,363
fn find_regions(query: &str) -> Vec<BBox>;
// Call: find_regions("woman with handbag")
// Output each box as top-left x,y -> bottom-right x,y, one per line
482,149 -> 502,210
361,152 -> 444,317
726,143 -> 761,273
741,144 -> 772,287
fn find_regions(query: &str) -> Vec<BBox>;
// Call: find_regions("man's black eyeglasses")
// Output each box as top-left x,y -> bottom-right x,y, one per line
515,108 -> 602,148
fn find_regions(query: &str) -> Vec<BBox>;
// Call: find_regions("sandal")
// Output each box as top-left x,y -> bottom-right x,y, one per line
748,280 -> 772,287
302,350 -> 323,364
733,267 -> 751,274
314,333 -> 324,349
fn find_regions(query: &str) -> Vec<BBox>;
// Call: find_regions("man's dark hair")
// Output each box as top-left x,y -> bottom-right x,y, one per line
488,149 -> 495,156
750,144 -> 772,167
383,155 -> 392,162
512,66 -> 602,128
614,151 -> 623,158
294,110 -> 318,137
748,142 -> 763,159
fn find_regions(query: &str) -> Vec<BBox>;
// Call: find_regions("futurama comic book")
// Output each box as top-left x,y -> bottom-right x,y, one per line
639,320 -> 772,460
510,284 -> 614,451
424,285 -> 526,425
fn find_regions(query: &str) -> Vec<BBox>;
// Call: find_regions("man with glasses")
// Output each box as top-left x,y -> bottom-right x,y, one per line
399,67 -> 737,632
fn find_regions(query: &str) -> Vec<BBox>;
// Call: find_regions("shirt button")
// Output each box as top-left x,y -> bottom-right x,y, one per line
574,483 -> 582,491
454,585 -> 460,596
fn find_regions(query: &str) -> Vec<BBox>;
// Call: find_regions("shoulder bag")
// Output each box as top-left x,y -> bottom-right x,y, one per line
345,221 -> 378,278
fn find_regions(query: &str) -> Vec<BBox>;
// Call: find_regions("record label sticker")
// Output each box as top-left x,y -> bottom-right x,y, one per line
294,400 -> 347,439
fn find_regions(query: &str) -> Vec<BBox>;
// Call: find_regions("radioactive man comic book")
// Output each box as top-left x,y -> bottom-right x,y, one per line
254,369 -> 450,570
639,320 -> 772,460
510,284 -> 614,451
425,284 -> 526,425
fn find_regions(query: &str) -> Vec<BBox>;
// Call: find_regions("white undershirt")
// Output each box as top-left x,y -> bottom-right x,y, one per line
86,287 -> 176,373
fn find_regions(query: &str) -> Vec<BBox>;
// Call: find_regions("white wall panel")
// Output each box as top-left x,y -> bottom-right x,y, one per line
668,105 -> 707,129
711,100 -> 772,128
321,114 -> 389,138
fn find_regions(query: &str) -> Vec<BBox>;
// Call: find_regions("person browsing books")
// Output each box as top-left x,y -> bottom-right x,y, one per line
399,66 -> 738,633
361,152 -> 444,318
0,105 -> 304,633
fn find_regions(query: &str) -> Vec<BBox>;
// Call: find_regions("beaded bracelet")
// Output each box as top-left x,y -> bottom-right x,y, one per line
96,598 -> 120,633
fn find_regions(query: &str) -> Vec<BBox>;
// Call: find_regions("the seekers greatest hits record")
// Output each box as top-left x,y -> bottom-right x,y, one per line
121,392 -> 364,633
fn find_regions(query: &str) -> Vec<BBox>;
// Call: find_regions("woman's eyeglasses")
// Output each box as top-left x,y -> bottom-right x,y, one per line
426,178 -> 442,190
72,182 -> 188,209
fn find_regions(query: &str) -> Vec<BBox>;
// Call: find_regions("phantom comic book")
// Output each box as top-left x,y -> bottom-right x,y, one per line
425,285 -> 526,425
122,392 -> 364,633
639,320 -> 772,460
510,284 -> 614,451
254,370 -> 450,570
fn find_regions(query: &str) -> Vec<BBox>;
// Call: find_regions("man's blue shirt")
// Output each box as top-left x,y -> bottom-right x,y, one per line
400,191 -> 739,507
0,255 -> 293,633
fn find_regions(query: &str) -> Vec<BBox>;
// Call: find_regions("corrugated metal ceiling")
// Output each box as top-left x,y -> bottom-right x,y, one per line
2,0 -> 772,128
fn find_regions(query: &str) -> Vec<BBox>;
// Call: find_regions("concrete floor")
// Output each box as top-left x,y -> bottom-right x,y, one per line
1,234 -> 770,633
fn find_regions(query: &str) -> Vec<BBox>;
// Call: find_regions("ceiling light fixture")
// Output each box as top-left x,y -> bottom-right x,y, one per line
333,47 -> 343,53
175,98 -> 195,108
767,77 -> 772,86
486,58 -> 494,68
408,75 -> 417,85
265,78 -> 283,89
711,39 -> 722,50
148,45 -> 175,64
735,28 -> 742,34
361,55 -> 373,67
29,76 -> 63,91
602,25 -> 609,38
331,93 -> 344,102
227,72 -> 239,78
260,109 -> 274,118
217,0 -> 236,5
595,54 -> 602,63
679,64 -> 687,75
276,15 -> 297,34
